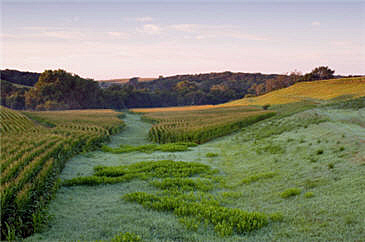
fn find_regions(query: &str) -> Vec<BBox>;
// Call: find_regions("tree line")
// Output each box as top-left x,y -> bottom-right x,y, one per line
1,66 -> 339,110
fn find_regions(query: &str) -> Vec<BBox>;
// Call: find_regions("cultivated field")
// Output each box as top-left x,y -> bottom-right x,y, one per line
225,77 -> 365,106
0,107 -> 124,240
137,106 -> 275,143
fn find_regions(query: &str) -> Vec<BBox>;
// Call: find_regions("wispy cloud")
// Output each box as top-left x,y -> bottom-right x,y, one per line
41,31 -> 84,40
170,24 -> 267,41
18,26 -> 85,40
106,31 -> 130,38
136,17 -> 154,22
312,21 -> 321,26
124,16 -> 154,22
137,24 -> 161,35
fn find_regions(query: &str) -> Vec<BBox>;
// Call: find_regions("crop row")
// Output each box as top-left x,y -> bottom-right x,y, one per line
0,107 -> 125,239
148,111 -> 275,143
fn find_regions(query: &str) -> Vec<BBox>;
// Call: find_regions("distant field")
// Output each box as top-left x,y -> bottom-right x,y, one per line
140,106 -> 275,143
98,77 -> 155,84
132,104 -> 220,113
132,77 -> 365,113
224,77 -> 365,106
0,107 -> 124,239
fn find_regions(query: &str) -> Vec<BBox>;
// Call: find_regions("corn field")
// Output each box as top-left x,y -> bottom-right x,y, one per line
142,106 -> 275,143
0,106 -> 124,239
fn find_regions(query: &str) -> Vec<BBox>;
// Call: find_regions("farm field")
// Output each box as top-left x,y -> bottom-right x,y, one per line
0,107 -> 124,239
136,106 -> 275,144
225,77 -> 365,106
25,97 -> 365,241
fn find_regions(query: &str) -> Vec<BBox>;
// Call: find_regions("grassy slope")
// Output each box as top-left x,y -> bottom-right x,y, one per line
27,103 -> 365,241
224,77 -> 365,106
131,77 -> 365,113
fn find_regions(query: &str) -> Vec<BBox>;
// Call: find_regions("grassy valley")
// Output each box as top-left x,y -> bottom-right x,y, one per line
19,96 -> 364,241
1,76 -> 364,241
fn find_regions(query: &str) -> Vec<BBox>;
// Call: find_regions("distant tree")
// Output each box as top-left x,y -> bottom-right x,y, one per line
5,93 -> 25,110
25,69 -> 103,110
301,66 -> 335,81
311,66 -> 335,79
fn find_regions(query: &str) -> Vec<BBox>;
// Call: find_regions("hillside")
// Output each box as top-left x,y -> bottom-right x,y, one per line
0,69 -> 40,87
224,77 -> 365,106
26,98 -> 365,241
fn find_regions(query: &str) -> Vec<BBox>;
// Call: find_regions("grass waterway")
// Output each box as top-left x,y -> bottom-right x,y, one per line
27,109 -> 365,241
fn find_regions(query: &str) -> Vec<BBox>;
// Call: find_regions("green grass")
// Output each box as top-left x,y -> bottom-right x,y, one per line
63,160 -> 216,186
241,172 -> 276,184
26,99 -> 365,241
109,232 -> 142,242
281,188 -> 301,198
101,142 -> 197,153
206,152 -> 218,158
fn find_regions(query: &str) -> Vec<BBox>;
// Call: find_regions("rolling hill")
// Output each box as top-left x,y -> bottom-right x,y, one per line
224,77 -> 365,106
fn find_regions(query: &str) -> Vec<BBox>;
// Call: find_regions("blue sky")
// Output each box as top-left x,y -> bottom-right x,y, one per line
1,1 -> 364,79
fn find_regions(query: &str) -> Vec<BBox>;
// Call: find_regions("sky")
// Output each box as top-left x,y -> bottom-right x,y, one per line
1,1 -> 365,79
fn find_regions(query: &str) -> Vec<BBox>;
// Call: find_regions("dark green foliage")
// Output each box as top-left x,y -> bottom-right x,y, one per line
101,142 -> 197,154
25,69 -> 104,110
300,66 -> 335,82
328,163 -> 335,169
281,188 -> 301,198
316,149 -> 324,155
0,80 -> 28,110
0,69 -> 40,87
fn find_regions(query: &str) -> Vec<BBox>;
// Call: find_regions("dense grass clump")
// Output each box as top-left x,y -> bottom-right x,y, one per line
62,158 -> 272,237
281,188 -> 301,198
123,192 -> 268,236
206,153 -> 218,158
241,172 -> 276,184
110,232 -> 142,242
63,160 -> 217,186
101,142 -> 197,154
